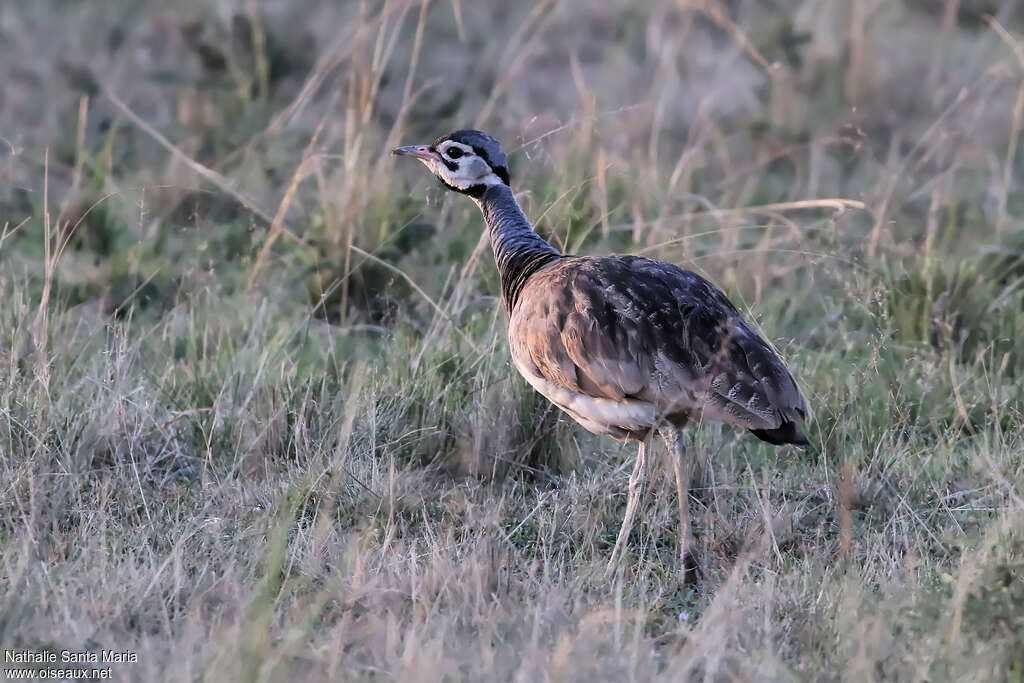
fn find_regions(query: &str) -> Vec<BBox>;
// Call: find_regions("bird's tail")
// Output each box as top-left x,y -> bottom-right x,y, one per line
749,420 -> 809,448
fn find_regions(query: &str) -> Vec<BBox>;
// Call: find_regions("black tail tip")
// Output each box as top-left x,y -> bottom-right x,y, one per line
749,421 -> 810,449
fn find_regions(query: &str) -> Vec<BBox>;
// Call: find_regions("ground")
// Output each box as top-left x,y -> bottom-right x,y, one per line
1,1 -> 1023,680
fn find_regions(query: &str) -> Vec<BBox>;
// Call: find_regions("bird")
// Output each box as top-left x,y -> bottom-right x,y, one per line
393,130 -> 810,576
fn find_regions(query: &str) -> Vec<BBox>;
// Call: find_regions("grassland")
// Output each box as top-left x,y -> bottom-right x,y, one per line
2,0 -> 1024,680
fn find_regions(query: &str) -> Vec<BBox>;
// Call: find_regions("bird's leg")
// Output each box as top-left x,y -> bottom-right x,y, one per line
663,428 -> 696,577
606,436 -> 651,574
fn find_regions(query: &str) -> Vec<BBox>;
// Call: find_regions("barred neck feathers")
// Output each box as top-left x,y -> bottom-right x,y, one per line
475,184 -> 562,312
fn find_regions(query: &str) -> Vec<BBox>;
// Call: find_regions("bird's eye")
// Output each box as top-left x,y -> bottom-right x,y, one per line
446,147 -> 464,159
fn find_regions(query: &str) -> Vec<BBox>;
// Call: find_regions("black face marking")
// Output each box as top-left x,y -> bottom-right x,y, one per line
436,175 -> 487,198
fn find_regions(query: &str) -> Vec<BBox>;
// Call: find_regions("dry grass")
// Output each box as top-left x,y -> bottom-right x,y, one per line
2,0 -> 1024,680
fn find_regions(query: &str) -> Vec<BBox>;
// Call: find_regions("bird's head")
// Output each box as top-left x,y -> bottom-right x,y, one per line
392,129 -> 510,197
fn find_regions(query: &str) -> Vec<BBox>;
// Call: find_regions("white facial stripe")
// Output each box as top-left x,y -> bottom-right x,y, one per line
447,172 -> 504,190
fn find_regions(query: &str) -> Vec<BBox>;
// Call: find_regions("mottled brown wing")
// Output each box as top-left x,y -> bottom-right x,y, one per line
509,258 -> 656,403
510,254 -> 809,443
701,319 -> 809,429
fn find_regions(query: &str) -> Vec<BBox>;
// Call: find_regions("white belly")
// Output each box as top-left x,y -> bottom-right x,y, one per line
512,358 -> 657,439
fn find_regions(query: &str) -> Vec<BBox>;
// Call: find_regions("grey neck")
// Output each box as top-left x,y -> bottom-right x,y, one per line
474,184 -> 562,312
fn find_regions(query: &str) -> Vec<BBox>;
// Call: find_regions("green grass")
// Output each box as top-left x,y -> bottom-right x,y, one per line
2,0 -> 1024,680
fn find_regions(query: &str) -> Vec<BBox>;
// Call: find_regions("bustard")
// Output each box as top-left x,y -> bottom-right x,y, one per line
394,130 -> 809,574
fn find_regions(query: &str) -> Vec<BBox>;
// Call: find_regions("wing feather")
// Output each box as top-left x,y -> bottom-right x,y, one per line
508,255 -> 809,443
